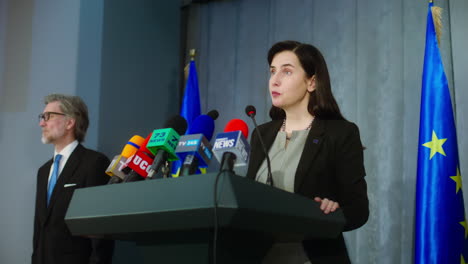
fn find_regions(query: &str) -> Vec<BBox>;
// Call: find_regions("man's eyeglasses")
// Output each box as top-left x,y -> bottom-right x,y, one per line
38,112 -> 66,122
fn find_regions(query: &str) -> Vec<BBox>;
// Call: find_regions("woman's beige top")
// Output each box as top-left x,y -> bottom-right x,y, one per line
255,129 -> 312,264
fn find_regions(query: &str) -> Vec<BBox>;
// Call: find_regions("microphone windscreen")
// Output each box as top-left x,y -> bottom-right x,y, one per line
224,119 -> 249,139
207,109 -> 219,120
165,115 -> 188,136
245,105 -> 256,117
188,115 -> 215,141
121,135 -> 145,158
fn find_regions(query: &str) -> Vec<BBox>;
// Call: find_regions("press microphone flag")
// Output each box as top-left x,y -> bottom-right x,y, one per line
177,112 -> 217,169
172,110 -> 218,177
106,135 -> 145,176
146,115 -> 188,178
146,128 -> 181,161
212,119 -> 250,167
106,135 -> 145,184
123,133 -> 155,181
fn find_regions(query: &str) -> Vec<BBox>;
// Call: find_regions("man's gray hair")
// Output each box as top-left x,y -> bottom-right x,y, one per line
44,94 -> 89,143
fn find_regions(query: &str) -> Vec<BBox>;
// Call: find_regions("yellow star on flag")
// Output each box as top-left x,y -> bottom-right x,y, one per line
451,167 -> 463,194
422,130 -> 447,159
462,254 -> 466,264
460,220 -> 468,239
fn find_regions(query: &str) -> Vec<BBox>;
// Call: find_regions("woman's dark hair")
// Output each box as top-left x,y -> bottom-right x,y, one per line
268,40 -> 344,120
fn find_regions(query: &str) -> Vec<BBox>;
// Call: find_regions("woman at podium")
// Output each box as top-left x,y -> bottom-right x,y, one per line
246,40 -> 369,264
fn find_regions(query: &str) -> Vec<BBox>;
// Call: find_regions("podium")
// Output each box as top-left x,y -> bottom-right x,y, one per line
65,172 -> 345,264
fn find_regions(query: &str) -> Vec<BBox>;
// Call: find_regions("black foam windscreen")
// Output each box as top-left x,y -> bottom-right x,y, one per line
245,105 -> 256,117
207,109 -> 219,120
165,115 -> 188,135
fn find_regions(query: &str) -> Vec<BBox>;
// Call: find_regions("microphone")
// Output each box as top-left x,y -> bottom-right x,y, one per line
212,119 -> 250,172
206,109 -> 219,121
106,135 -> 145,184
187,114 -> 215,141
122,133 -> 155,182
245,105 -> 274,186
146,115 -> 188,178
176,113 -> 216,176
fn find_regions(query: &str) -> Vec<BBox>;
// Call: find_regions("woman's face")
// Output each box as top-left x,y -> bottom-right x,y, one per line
269,51 -> 315,111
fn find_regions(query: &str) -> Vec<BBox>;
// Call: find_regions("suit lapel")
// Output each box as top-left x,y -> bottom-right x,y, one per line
294,119 -> 326,193
46,144 -> 85,216
38,159 -> 53,223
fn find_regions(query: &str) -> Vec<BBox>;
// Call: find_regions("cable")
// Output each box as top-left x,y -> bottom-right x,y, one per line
212,169 -> 224,264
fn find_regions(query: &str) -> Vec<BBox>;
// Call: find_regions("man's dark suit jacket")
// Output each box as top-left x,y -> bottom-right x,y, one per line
32,144 -> 114,264
246,118 -> 369,264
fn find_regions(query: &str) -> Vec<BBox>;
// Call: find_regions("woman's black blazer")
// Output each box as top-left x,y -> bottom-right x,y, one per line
246,118 -> 369,264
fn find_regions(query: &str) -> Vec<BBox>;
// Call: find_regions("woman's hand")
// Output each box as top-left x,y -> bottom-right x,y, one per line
314,197 -> 340,214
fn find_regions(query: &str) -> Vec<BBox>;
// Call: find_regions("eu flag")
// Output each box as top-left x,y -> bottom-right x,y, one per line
415,2 -> 467,263
172,60 -> 201,177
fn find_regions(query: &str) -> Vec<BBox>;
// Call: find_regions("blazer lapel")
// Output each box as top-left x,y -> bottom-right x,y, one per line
294,119 -> 326,193
46,144 -> 84,216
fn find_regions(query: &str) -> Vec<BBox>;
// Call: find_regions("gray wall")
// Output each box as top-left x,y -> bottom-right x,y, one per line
98,0 -> 181,156
0,0 -> 181,263
184,0 -> 468,263
451,0 -> 468,183
0,1 -> 87,263
97,1 -> 181,263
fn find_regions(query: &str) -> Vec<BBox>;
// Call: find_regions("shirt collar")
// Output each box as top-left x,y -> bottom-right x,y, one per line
54,140 -> 79,160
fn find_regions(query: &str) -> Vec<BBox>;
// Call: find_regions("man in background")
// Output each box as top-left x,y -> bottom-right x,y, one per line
32,94 -> 114,264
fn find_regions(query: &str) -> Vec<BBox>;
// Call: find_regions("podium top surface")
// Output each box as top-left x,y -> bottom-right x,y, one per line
65,172 -> 345,241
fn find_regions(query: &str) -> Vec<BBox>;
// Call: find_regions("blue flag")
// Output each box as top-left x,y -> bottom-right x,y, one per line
180,60 -> 201,126
415,3 -> 467,263
172,60 -> 201,177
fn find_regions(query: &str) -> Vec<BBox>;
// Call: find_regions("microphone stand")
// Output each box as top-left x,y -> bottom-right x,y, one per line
247,112 -> 274,187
